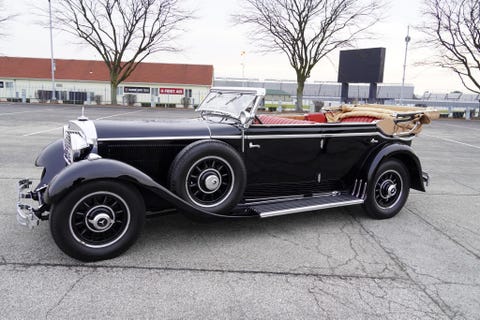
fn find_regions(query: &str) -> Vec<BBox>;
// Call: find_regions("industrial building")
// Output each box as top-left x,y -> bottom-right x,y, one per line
214,77 -> 415,105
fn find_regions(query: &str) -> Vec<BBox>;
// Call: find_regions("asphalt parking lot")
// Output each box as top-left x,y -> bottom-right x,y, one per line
0,103 -> 479,319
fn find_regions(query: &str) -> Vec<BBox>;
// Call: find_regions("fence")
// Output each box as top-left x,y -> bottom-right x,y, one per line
0,84 -> 209,108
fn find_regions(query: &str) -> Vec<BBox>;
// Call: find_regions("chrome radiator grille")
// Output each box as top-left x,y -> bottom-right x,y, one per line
63,127 -> 81,164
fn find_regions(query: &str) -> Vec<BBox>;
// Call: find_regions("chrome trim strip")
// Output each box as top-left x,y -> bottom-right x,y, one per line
352,180 -> 358,196
97,136 -> 211,142
259,199 -> 364,218
244,194 -> 306,204
246,132 -> 377,139
212,135 -> 243,140
246,132 -> 414,141
244,192 -> 341,207
96,131 -> 414,142
356,179 -> 363,198
361,182 -> 368,199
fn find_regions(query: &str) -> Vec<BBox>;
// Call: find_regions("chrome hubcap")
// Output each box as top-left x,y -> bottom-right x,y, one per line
379,180 -> 397,200
185,156 -> 234,208
197,169 -> 222,194
204,174 -> 220,192
86,206 -> 115,232
374,169 -> 403,209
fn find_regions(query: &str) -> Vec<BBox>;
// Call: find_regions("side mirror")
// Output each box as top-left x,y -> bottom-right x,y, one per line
239,111 -> 252,126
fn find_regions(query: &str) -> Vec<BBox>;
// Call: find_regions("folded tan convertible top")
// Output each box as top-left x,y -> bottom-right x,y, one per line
325,104 -> 439,136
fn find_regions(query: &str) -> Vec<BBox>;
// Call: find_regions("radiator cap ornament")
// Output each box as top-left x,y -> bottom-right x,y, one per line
78,106 -> 88,121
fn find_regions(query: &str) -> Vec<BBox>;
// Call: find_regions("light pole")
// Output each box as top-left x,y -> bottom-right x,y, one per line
400,26 -> 411,105
241,51 -> 246,87
48,0 -> 56,102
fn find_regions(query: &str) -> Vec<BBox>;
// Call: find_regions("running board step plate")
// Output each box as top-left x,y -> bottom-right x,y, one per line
248,194 -> 364,218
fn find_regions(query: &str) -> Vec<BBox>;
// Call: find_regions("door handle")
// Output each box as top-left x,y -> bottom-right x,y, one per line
249,142 -> 261,149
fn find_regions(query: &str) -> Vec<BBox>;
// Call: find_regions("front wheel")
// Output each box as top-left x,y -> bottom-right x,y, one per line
363,159 -> 410,219
50,180 -> 145,261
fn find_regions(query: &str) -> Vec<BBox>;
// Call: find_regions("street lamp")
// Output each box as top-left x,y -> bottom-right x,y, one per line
400,26 -> 411,105
241,51 -> 246,87
48,0 -> 56,102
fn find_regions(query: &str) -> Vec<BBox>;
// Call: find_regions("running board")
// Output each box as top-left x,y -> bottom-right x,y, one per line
247,194 -> 364,218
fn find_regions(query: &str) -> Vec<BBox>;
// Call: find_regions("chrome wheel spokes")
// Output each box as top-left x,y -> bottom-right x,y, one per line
374,170 -> 403,209
69,192 -> 131,248
186,156 -> 234,207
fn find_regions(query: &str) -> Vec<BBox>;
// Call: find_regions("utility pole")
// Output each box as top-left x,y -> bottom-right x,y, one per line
400,26 -> 411,105
241,51 -> 246,87
48,0 -> 56,102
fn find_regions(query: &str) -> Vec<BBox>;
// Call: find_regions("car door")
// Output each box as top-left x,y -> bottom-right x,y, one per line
243,124 -> 325,198
243,122 -> 379,199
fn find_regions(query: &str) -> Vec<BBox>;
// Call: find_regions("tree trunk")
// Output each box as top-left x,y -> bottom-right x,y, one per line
296,80 -> 305,112
110,83 -> 118,105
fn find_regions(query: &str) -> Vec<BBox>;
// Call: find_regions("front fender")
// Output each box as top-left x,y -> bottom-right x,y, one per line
362,143 -> 426,192
35,139 -> 67,189
45,158 -> 238,220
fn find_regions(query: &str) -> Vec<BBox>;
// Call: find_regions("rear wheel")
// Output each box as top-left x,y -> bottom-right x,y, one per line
50,180 -> 145,261
364,159 -> 410,219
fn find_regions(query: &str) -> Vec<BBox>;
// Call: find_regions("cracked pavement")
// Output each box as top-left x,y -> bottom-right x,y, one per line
0,104 -> 479,319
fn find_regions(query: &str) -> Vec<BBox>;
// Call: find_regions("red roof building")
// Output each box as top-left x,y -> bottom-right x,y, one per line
0,56 -> 214,105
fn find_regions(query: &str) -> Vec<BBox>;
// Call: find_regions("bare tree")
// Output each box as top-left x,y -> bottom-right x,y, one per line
54,0 -> 191,104
419,0 -> 480,93
0,0 -> 16,38
235,0 -> 384,111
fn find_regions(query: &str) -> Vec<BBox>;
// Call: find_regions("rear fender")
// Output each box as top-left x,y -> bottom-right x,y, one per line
45,158 -> 234,220
361,143 -> 426,192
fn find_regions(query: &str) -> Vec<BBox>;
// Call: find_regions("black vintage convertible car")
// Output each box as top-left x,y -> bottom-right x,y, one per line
17,87 -> 432,261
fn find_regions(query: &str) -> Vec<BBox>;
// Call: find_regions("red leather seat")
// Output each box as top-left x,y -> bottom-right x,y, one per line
305,113 -> 327,123
257,115 -> 316,125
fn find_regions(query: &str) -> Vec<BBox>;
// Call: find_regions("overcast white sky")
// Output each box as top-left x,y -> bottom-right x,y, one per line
0,0 -> 464,95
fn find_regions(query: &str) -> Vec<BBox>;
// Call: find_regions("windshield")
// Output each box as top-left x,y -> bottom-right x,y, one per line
197,91 -> 257,120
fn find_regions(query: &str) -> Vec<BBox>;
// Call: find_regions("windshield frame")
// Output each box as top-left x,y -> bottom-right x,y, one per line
196,87 -> 265,123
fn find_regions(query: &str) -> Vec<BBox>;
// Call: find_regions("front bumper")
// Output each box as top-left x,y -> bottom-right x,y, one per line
16,179 -> 48,229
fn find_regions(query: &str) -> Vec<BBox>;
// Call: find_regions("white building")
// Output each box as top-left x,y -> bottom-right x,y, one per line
0,57 -> 214,106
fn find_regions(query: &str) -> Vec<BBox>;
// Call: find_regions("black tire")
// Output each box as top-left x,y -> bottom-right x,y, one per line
169,140 -> 246,214
363,159 -> 410,219
49,180 -> 145,262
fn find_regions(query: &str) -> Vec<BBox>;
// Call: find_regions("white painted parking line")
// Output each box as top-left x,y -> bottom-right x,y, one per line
441,123 -> 480,132
22,110 -> 144,137
0,109 -> 53,116
423,134 -> 480,150
95,110 -> 144,120
23,126 -> 64,137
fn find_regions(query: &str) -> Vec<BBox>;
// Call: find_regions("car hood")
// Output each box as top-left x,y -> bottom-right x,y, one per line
93,118 -> 240,140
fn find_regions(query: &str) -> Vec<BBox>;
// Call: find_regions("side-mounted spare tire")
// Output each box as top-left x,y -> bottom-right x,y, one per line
169,140 -> 246,214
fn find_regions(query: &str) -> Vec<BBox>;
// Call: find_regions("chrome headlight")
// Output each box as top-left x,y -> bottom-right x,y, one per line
63,126 -> 89,164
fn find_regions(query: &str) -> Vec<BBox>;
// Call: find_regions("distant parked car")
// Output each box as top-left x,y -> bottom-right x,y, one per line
415,103 -> 428,108
17,87 -> 431,261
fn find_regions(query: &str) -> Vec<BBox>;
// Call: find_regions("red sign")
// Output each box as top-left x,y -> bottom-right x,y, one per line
159,88 -> 184,95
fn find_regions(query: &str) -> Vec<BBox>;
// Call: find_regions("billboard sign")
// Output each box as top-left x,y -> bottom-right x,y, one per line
124,87 -> 151,94
159,88 -> 184,95
338,48 -> 386,83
